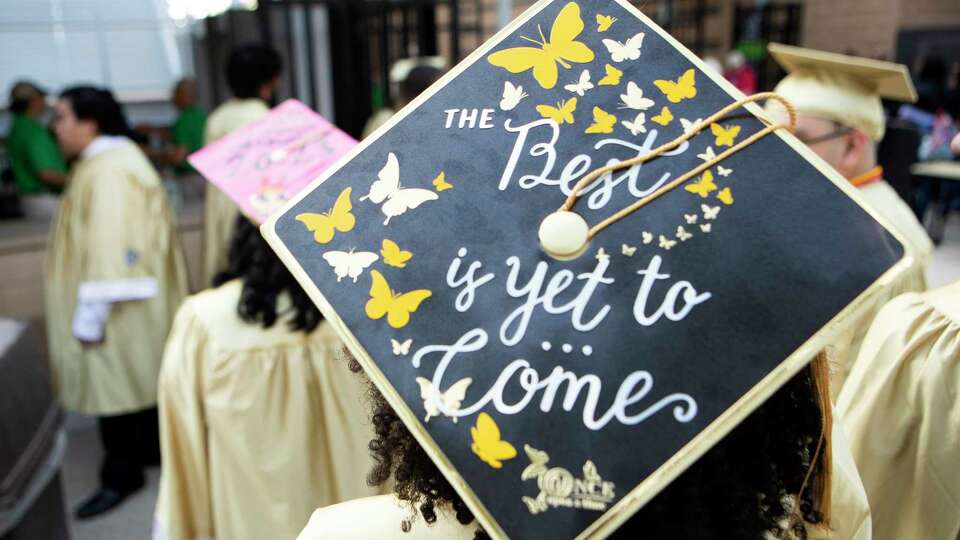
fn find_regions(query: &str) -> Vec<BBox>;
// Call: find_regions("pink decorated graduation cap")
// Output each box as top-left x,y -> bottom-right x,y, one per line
189,99 -> 357,224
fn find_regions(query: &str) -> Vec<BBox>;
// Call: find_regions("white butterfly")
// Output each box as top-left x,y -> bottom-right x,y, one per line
702,204 -> 721,220
697,146 -> 717,162
680,118 -> 703,134
499,81 -> 528,111
676,226 -> 693,241
619,82 -> 655,110
621,112 -> 647,136
564,70 -> 593,96
684,213 -> 698,224
659,235 -> 677,250
361,153 -> 439,225
603,32 -> 645,62
717,165 -> 733,177
416,377 -> 473,423
321,250 -> 379,282
700,223 -> 712,233
622,243 -> 637,256
391,338 -> 412,355
642,231 -> 654,244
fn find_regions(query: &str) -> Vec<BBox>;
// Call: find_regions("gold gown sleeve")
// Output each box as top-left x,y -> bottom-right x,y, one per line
837,285 -> 960,540
155,302 -> 214,540
805,415 -> 872,540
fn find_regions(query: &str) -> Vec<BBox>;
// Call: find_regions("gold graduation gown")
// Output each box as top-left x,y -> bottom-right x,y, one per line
296,417 -> 871,540
836,282 -> 960,540
827,179 -> 932,400
201,99 -> 269,286
154,280 -> 381,540
44,141 -> 188,415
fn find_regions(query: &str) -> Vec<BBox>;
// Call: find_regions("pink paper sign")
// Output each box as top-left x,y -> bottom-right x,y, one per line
189,99 -> 357,224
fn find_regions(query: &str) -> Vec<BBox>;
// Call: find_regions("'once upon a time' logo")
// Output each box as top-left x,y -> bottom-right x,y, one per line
521,445 -> 616,514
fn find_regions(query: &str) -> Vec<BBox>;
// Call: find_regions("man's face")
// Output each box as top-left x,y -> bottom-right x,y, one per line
768,109 -> 849,170
53,99 -> 96,158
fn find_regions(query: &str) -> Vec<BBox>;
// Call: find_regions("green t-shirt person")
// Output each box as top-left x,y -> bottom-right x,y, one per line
171,105 -> 206,175
6,113 -> 67,194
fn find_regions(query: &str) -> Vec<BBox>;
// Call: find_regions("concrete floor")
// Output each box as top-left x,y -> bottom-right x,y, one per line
55,217 -> 960,540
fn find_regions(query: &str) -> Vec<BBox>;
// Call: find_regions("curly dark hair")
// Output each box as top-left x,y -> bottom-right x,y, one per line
346,354 -> 830,540
213,215 -> 322,333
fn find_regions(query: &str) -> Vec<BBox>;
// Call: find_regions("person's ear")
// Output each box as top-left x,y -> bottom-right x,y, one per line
839,130 -> 870,175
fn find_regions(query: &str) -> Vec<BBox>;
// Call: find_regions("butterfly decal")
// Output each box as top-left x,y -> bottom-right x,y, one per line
684,213 -> 698,224
702,204 -> 721,220
322,249 -> 379,283
361,153 -> 439,226
685,170 -> 717,198
381,239 -> 413,268
717,187 -> 734,205
585,106 -> 617,134
651,106 -> 674,126
619,81 -> 655,110
717,165 -> 733,177
564,69 -> 593,96
621,112 -> 647,136
603,32 -> 645,62
597,63 -> 623,86
365,270 -> 432,329
642,231 -> 654,244
391,338 -> 412,356
659,235 -> 677,250
700,223 -> 712,233
711,123 -> 741,147
487,2 -> 594,89
622,244 -> 637,256
654,68 -> 697,103
596,14 -> 617,32
470,412 -> 517,469
499,81 -> 528,111
432,171 -> 453,192
416,376 -> 473,423
676,226 -> 693,241
296,187 -> 356,244
697,146 -> 717,162
537,97 -> 577,125
680,117 -> 703,134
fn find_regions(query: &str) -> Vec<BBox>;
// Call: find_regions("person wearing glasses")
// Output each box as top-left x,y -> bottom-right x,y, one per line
764,45 -> 933,400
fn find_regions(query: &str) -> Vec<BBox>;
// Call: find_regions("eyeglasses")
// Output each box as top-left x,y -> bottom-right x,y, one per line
797,124 -> 854,145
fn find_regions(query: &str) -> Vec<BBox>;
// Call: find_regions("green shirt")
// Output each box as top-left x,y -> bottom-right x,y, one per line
171,105 -> 206,175
6,114 -> 67,194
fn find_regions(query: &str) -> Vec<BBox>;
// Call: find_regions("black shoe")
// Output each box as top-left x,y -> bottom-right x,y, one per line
74,486 -> 140,520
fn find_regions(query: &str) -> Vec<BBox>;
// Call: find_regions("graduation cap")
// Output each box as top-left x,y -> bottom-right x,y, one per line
188,99 -> 356,224
262,2 -> 910,538
766,43 -> 918,141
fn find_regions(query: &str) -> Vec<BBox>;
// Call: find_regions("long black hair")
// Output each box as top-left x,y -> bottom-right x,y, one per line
348,353 -> 830,540
59,86 -> 132,137
213,215 -> 322,333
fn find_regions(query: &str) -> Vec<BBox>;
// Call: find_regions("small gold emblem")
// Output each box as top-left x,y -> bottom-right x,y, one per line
520,445 -> 615,514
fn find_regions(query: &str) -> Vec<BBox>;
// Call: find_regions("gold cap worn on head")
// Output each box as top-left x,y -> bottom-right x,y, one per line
765,43 -> 917,141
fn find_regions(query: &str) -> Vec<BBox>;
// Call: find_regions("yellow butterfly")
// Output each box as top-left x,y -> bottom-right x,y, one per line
487,2 -> 595,89
654,68 -> 697,103
717,187 -> 734,205
470,412 -> 517,469
597,63 -> 623,86
685,170 -> 717,198
365,270 -> 432,329
381,239 -> 413,268
296,187 -> 355,244
585,106 -> 617,134
711,123 -> 741,147
596,14 -> 617,32
651,106 -> 673,126
432,171 -> 453,192
536,97 -> 577,125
